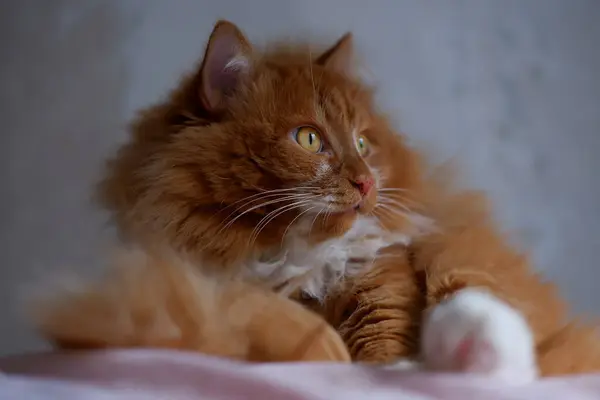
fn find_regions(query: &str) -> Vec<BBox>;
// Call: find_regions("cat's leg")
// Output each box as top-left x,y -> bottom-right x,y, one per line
307,245 -> 423,363
418,288 -> 538,383
409,193 -> 600,375
29,249 -> 351,363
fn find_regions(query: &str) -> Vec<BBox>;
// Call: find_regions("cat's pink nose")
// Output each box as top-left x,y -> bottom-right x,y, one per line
351,175 -> 375,197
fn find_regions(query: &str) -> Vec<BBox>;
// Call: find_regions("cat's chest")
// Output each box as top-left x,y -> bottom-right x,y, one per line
245,216 -> 411,301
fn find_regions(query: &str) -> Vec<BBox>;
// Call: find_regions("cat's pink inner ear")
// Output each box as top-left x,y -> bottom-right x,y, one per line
316,32 -> 354,74
199,20 -> 252,112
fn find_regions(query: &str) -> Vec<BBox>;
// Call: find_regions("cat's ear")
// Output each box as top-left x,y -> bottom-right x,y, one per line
316,33 -> 354,74
198,20 -> 253,113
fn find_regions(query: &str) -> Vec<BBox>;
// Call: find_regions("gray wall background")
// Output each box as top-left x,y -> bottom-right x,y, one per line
1,0 -> 599,355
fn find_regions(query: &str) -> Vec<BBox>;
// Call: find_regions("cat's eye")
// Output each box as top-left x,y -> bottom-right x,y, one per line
357,135 -> 369,156
294,126 -> 323,153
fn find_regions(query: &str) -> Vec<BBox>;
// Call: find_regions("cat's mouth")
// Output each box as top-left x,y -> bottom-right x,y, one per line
330,201 -> 369,216
319,191 -> 377,216
355,194 -> 377,213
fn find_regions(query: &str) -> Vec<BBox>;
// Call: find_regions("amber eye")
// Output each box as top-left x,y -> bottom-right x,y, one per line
357,134 -> 369,156
294,126 -> 323,153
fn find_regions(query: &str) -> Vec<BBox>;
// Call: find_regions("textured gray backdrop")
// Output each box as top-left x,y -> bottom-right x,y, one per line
1,0 -> 599,356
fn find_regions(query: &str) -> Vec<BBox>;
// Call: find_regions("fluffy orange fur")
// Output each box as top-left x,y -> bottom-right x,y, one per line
31,249 -> 350,362
30,20 -> 600,376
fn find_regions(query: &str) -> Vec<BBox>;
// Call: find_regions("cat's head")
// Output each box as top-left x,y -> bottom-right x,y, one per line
99,21 -> 423,266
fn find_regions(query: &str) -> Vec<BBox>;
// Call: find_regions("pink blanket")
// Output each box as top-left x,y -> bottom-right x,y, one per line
1,349 -> 600,399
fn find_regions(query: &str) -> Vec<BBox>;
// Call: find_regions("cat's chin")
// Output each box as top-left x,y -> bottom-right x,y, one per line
309,210 -> 359,241
330,206 -> 359,217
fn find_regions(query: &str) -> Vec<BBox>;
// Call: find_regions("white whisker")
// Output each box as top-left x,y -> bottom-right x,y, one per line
379,188 -> 410,193
378,196 -> 413,214
281,206 -> 317,247
249,199 -> 316,246
378,191 -> 422,209
375,203 -> 414,224
321,204 -> 333,228
218,194 -> 317,235
372,204 -> 397,221
222,186 -> 319,212
221,192 -> 312,224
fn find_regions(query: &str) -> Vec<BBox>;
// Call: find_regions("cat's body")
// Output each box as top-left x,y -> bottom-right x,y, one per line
31,20 -> 600,380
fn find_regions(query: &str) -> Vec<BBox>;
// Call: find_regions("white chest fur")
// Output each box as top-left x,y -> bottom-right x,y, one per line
245,216 -> 411,301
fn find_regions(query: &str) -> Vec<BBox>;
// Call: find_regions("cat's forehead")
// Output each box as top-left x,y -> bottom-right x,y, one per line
316,83 -> 371,135
250,63 -> 373,137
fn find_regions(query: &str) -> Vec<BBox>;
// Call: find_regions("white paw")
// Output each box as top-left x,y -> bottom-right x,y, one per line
421,288 -> 538,383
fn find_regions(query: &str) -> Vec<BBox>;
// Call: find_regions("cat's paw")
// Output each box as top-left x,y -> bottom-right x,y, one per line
421,288 -> 538,383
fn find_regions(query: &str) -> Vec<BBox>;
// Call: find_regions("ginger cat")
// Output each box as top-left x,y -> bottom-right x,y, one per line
31,20 -> 600,379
